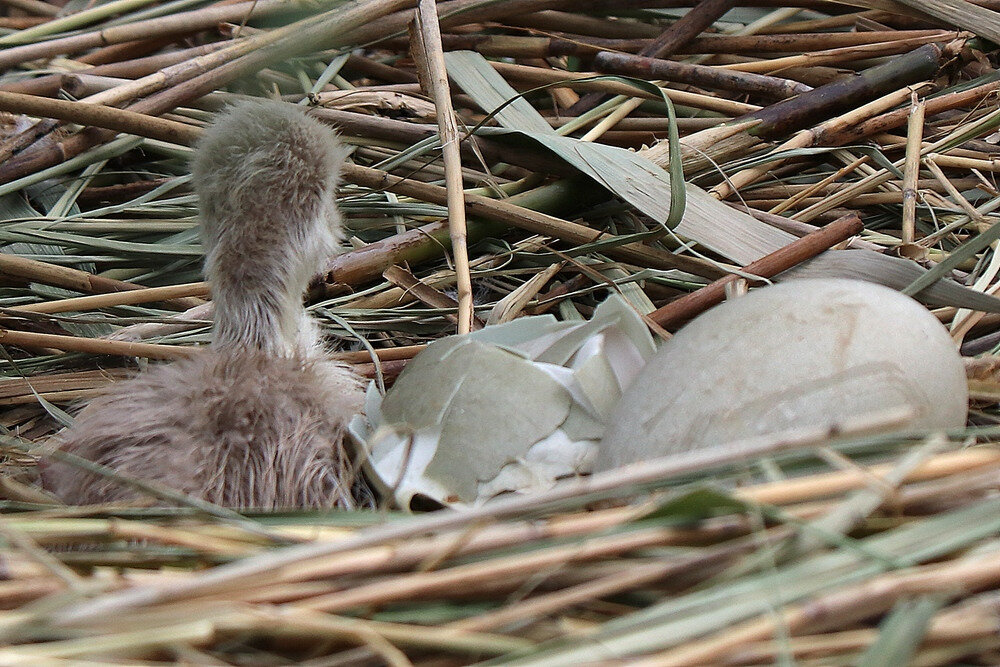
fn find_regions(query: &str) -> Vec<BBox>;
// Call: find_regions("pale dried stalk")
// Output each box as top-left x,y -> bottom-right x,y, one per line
0,253 -> 200,309
0,388 -> 106,405
384,265 -> 483,330
487,262 -> 562,325
292,526 -> 685,612
902,94 -> 926,245
448,529 -> 785,633
711,129 -> 813,200
795,105 -> 1000,221
769,154 -> 870,214
766,84 -> 928,214
0,328 -> 196,360
923,157 -> 985,223
413,0 -> 473,334
9,282 -> 209,314
0,621 -> 218,661
930,154 -> 1000,171
581,96 -> 643,142
739,448 -> 1000,506
633,553 -> 1000,667
220,606 -> 531,655
489,61 -> 759,116
0,90 -> 202,144
717,33 -> 958,73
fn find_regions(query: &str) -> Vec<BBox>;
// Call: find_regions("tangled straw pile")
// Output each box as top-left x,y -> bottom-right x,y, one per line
2,0 -> 1000,663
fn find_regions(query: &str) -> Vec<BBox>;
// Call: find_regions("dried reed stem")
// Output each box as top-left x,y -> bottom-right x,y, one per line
9,282 -> 209,314
902,94 -> 926,245
0,329 -> 197,360
413,0 -> 473,334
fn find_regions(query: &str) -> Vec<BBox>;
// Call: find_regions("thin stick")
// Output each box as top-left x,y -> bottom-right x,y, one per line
0,329 -> 197,361
570,0 -> 739,114
0,0 -> 57,14
710,129 -> 814,200
0,0 -> 287,71
0,253 -> 202,310
715,33 -> 955,74
332,345 -> 426,364
383,266 -> 484,330
490,61 -> 759,116
8,282 -> 209,314
0,91 -> 201,145
413,0 -> 473,334
648,213 -> 864,329
902,93 -> 926,245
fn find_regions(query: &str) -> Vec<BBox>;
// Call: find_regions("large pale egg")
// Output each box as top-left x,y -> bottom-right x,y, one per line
597,279 -> 968,471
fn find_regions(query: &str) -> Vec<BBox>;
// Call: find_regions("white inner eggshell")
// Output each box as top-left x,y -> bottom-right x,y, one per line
597,278 -> 968,471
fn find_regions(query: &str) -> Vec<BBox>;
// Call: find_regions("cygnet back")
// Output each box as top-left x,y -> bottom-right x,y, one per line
39,100 -> 367,510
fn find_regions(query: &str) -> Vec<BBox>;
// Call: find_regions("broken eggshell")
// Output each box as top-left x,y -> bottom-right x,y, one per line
597,278 -> 968,471
349,296 -> 656,508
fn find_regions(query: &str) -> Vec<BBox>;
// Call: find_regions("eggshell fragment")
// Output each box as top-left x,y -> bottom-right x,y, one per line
350,295 -> 657,508
597,279 -> 968,471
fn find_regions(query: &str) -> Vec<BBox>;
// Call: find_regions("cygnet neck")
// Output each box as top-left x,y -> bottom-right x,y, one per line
208,247 -> 314,358
191,100 -> 348,359
204,200 -> 334,358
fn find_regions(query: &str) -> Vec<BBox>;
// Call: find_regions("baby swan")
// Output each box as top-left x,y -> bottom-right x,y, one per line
40,100 -> 365,510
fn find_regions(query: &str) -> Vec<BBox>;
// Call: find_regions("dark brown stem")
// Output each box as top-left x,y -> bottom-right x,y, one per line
683,29 -> 951,54
741,43 -> 944,141
380,29 -> 951,60
640,0 -> 741,58
592,51 -> 812,100
568,0 -> 738,114
648,213 -> 864,330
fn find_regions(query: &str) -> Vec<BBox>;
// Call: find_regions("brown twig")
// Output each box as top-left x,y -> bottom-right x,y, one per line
569,0 -> 738,114
648,213 -> 864,329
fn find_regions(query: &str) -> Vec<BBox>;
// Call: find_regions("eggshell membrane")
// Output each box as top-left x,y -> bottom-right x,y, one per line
597,279 -> 968,471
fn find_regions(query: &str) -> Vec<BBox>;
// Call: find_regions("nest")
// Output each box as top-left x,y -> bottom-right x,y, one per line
2,0 -> 1000,663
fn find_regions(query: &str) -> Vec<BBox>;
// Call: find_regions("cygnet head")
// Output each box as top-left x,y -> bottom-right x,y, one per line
192,100 -> 349,357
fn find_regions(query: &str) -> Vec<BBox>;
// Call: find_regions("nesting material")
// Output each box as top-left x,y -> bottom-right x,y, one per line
39,101 -> 367,510
599,279 -> 968,470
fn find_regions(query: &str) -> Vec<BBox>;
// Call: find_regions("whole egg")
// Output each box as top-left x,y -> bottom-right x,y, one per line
597,279 -> 968,470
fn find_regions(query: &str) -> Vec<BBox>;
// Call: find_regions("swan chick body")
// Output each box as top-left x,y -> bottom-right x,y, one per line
40,100 -> 365,510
